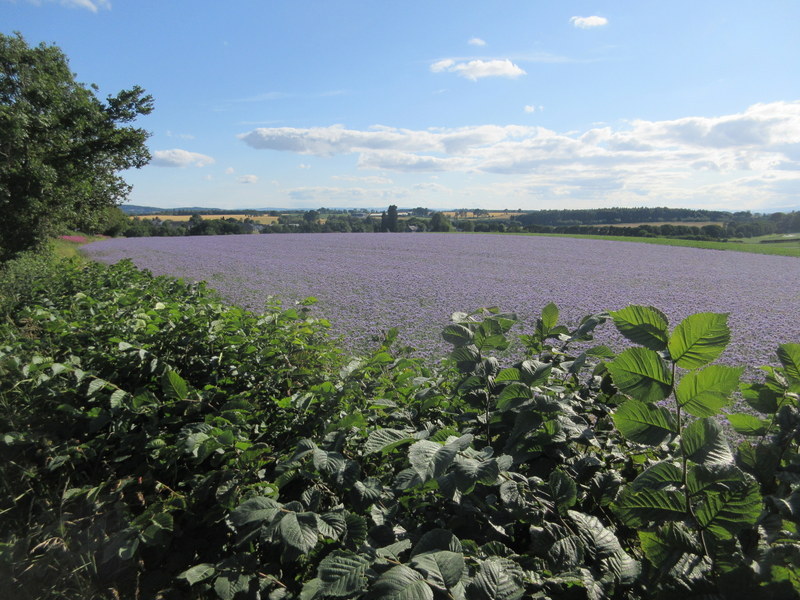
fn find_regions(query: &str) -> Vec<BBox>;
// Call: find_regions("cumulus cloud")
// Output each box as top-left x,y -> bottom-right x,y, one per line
430,58 -> 526,80
570,16 -> 608,29
468,37 -> 487,46
152,149 -> 215,168
237,175 -> 259,184
239,101 -> 800,208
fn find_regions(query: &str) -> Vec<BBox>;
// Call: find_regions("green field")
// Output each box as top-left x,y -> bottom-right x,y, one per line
501,232 -> 800,257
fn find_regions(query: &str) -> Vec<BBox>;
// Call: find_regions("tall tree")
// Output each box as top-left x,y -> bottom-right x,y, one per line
386,204 -> 399,232
0,32 -> 153,260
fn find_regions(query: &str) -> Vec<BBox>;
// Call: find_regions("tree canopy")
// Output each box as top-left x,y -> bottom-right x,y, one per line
0,32 -> 153,261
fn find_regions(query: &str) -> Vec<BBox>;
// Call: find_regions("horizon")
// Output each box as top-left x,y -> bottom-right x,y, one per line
3,1 -> 800,213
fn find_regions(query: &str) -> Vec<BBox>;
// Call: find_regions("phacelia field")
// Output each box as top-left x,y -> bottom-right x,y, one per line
84,233 -> 800,368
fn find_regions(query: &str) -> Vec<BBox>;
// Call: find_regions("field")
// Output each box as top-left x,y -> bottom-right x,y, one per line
83,233 -> 800,371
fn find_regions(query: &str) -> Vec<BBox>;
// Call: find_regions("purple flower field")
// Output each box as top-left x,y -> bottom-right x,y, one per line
84,233 -> 800,370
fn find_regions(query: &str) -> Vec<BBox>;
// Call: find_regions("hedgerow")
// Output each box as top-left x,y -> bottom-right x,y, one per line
1,258 -> 798,599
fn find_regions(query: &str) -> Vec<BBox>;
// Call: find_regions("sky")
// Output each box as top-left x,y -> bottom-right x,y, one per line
3,1 -> 800,212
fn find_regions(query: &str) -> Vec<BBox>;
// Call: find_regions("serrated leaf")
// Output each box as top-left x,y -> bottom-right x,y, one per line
613,488 -> 686,528
412,529 -> 463,556
87,378 -> 107,397
777,343 -> 800,382
549,469 -> 577,515
682,418 -> 733,465
607,347 -> 672,403
668,312 -> 730,369
467,557 -> 524,600
494,367 -> 521,383
277,511 -> 319,553
727,413 -> 770,436
547,535 -> 584,569
541,302 -> 559,331
365,428 -> 414,454
229,496 -> 281,528
495,383 -> 533,411
410,550 -> 465,591
630,461 -> 683,490
161,370 -> 189,401
177,563 -> 216,586
696,478 -> 762,539
675,365 -> 743,418
610,305 -> 669,351
316,511 -> 347,540
442,324 -> 474,347
568,510 -> 627,560
638,523 -> 704,576
370,565 -> 433,600
214,574 -> 251,600
613,399 -> 677,445
317,550 -> 370,597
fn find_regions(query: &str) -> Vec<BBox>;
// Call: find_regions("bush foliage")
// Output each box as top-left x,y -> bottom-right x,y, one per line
1,258 -> 799,599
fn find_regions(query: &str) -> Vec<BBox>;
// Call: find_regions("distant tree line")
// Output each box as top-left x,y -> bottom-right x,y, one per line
88,204 -> 799,242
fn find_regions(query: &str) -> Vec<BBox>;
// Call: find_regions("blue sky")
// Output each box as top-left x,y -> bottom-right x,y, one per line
3,0 -> 800,212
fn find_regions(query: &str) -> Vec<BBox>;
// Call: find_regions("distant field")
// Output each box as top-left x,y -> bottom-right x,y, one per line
137,214 -> 280,224
443,210 -> 526,219
609,221 -> 723,228
509,232 -> 800,257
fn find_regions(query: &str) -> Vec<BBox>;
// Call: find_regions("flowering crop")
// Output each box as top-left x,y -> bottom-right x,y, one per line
84,233 -> 800,368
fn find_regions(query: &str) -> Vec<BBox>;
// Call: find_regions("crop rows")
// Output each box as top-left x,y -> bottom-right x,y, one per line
84,233 -> 800,369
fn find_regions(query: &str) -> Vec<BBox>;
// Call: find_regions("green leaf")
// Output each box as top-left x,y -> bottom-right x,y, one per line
613,488 -> 686,528
630,461 -> 683,491
214,574 -> 251,600
740,382 -> 780,414
410,550 -> 465,591
547,535 -> 584,569
613,399 -> 677,445
412,529 -> 463,556
682,418 -> 734,465
606,347 -> 672,403
494,367 -> 521,382
317,551 -> 370,597
638,523 -> 704,575
610,305 -> 669,351
467,557 -> 525,600
675,365 -> 743,418
727,413 -> 770,437
568,510 -> 629,560
495,383 -> 533,411
177,563 -> 216,586
668,312 -> 730,369
696,477 -> 762,539
777,343 -> 800,382
370,565 -> 433,600
549,469 -> 577,515
442,324 -> 474,348
161,369 -> 189,401
277,511 -> 318,553
365,428 -> 415,454
229,496 -> 281,528
541,302 -> 559,331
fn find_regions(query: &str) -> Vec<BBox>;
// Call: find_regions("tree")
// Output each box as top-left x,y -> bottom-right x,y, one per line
0,32 -> 153,260
386,205 -> 399,232
429,211 -> 451,232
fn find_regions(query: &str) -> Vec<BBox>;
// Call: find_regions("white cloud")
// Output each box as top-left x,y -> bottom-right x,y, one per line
332,175 -> 393,184
524,105 -> 544,113
23,0 -> 110,11
430,58 -> 526,81
298,163 -> 311,169
166,130 -> 195,140
468,37 -> 486,46
237,175 -> 259,184
152,149 -> 215,168
225,167 -> 235,175
570,16 -> 608,29
239,101 -> 800,209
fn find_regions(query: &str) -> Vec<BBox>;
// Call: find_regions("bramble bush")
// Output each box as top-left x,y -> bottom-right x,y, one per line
1,257 -> 798,599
